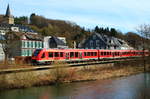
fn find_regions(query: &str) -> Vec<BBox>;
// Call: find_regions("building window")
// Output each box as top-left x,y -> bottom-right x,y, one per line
35,41 -> 38,48
27,41 -> 29,48
21,49 -> 24,56
96,40 -> 100,46
39,41 -> 41,48
22,40 -> 25,48
23,41 -> 26,48
31,41 -> 33,48
29,50 -> 32,56
27,49 -> 30,56
28,41 -> 30,48
90,40 -> 93,47
36,41 -> 39,48
36,41 -> 38,48
40,42 -> 42,48
33,41 -> 35,48
96,47 -> 99,49
35,41 -> 37,48
23,49 -> 26,56
93,35 -> 96,39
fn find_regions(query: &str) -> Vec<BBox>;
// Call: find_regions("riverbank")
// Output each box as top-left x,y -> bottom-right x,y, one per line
0,58 -> 149,90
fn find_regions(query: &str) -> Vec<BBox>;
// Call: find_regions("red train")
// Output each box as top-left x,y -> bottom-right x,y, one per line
31,49 -> 149,64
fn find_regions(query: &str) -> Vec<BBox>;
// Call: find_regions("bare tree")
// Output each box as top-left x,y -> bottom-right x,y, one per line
136,24 -> 150,50
136,24 -> 150,71
0,31 -> 19,64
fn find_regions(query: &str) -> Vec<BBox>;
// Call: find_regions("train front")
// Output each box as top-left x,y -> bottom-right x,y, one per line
31,49 -> 44,65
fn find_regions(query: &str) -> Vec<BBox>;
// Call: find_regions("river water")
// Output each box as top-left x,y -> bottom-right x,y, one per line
0,73 -> 150,99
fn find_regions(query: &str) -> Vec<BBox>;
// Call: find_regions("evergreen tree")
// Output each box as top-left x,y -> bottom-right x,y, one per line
110,28 -> 117,37
94,26 -> 99,33
14,16 -> 28,25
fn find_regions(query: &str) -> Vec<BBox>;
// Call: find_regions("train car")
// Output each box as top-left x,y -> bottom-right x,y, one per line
32,48 -> 149,65
32,49 -> 68,64
98,50 -> 113,59
32,49 -> 99,64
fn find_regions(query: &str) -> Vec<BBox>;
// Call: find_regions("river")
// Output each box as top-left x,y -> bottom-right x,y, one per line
0,73 -> 150,99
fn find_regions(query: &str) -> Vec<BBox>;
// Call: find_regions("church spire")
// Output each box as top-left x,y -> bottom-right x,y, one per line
4,4 -> 14,24
5,4 -> 11,17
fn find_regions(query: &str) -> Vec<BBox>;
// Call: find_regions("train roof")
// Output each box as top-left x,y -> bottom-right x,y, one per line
37,48 -> 144,52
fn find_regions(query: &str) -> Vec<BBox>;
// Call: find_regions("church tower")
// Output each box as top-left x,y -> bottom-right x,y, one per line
3,4 -> 14,24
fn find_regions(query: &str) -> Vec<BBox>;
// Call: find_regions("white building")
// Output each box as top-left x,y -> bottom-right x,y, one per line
43,36 -> 68,49
0,44 -> 4,61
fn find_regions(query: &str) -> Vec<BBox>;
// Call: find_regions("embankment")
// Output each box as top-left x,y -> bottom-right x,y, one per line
0,58 -> 149,90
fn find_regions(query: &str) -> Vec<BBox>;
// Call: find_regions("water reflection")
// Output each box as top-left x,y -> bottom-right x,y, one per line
0,73 -> 150,99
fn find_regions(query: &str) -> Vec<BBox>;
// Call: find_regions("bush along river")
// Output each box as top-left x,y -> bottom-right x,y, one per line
0,73 -> 150,99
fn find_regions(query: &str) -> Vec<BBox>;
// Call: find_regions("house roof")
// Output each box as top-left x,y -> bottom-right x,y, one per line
79,32 -> 130,48
25,34 -> 42,41
12,32 -> 42,41
0,23 -> 36,33
0,34 -> 5,40
51,36 -> 66,46
95,33 -> 125,46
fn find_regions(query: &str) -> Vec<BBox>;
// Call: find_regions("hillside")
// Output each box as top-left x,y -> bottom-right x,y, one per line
1,13 -> 149,49
0,15 -> 4,23
27,13 -> 91,47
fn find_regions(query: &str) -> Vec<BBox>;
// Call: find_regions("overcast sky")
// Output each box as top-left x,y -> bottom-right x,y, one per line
0,0 -> 150,33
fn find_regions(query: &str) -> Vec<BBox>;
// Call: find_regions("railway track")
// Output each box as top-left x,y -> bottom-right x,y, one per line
0,57 -> 141,74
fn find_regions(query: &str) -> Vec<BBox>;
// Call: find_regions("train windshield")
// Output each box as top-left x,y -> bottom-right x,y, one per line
33,49 -> 42,56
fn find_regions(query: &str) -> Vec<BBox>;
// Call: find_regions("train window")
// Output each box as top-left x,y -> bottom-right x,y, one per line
88,52 -> 91,56
60,52 -> 63,57
48,52 -> 53,57
104,52 -> 107,56
33,49 -> 42,56
54,52 -> 59,57
124,52 -> 126,55
41,53 -> 45,58
70,52 -> 74,57
94,52 -> 97,56
107,52 -> 109,55
115,52 -> 117,56
75,52 -> 79,57
101,52 -> 103,56
91,52 -> 94,56
84,52 -> 87,56
140,52 -> 142,55
110,52 -> 112,55
114,52 -> 116,56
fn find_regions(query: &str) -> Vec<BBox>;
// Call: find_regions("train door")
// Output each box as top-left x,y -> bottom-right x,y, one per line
66,52 -> 69,60
79,52 -> 82,59
98,50 -> 100,60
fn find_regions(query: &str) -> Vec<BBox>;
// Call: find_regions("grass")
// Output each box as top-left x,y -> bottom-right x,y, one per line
0,56 -> 149,90
0,59 -> 32,70
51,61 -> 77,83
